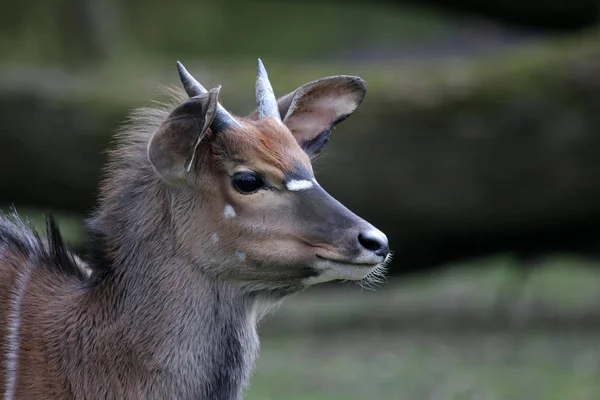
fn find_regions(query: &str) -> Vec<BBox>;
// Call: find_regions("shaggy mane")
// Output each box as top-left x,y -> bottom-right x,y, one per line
0,213 -> 88,282
83,86 -> 191,280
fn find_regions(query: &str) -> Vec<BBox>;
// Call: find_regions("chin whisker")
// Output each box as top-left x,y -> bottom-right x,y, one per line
353,252 -> 393,290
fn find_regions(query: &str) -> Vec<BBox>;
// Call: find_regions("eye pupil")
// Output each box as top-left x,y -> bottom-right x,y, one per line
232,172 -> 265,194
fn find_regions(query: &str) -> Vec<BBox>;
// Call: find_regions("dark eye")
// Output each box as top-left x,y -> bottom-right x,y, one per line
231,172 -> 265,194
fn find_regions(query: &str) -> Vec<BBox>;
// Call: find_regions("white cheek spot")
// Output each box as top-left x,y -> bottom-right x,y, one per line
286,179 -> 313,191
223,205 -> 236,219
235,251 -> 246,261
211,233 -> 219,244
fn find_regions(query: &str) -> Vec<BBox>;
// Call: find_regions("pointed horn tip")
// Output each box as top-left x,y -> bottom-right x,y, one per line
176,61 -> 189,79
176,61 -> 196,82
257,58 -> 267,74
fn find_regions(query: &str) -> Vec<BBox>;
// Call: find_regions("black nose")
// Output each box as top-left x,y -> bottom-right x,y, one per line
358,230 -> 389,258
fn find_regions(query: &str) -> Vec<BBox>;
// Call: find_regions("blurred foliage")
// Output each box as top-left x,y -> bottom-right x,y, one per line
124,0 -> 451,61
1,0 -> 452,67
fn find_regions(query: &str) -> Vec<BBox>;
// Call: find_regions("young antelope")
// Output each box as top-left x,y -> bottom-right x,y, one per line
0,59 -> 390,399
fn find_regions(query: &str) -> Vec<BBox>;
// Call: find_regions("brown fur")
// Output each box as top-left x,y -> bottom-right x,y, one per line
0,71 -> 386,400
214,119 -> 312,181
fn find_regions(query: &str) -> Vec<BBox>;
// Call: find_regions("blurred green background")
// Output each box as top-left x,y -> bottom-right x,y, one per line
2,0 -> 600,398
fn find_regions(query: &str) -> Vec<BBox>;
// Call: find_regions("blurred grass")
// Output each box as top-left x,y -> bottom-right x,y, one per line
248,256 -> 600,399
249,330 -> 600,400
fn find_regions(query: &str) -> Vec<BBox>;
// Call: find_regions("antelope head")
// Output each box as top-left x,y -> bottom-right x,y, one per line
147,60 -> 389,293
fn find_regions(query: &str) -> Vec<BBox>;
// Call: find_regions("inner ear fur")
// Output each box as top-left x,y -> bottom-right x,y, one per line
248,76 -> 367,157
148,87 -> 219,185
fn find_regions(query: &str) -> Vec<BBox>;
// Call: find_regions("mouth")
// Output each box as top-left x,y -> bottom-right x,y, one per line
315,254 -> 379,268
306,255 -> 383,284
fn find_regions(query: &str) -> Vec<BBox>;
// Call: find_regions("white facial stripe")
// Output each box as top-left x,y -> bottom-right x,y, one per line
286,179 -> 313,191
223,205 -> 236,219
235,251 -> 246,261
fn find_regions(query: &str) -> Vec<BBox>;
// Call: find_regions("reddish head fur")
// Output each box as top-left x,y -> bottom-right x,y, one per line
213,118 -> 313,182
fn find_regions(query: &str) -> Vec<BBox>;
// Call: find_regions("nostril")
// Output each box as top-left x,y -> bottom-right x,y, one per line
358,230 -> 389,257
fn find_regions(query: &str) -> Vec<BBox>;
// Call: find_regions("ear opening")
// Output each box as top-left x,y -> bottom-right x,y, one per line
248,76 -> 366,157
283,76 -> 366,157
148,87 -> 220,185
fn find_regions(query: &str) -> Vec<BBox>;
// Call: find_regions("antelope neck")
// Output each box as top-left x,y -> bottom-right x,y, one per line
71,236 -> 260,399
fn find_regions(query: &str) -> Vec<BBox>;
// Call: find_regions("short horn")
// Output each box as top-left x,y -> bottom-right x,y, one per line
255,59 -> 281,121
176,61 -> 241,131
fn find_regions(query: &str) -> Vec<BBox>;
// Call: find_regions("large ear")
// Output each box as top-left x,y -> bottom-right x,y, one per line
249,76 -> 367,157
148,87 -> 219,184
